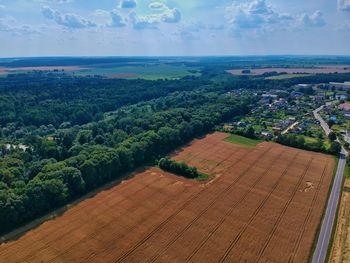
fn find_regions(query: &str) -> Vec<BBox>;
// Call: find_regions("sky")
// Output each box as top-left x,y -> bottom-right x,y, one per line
0,0 -> 350,57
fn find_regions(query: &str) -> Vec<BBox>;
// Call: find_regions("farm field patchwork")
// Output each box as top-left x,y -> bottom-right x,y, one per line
0,63 -> 201,80
0,132 -> 335,263
227,66 -> 350,76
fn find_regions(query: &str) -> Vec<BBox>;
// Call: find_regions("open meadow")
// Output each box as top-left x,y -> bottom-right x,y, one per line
0,132 -> 335,263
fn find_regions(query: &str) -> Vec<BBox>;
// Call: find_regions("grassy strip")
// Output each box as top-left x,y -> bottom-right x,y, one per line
345,163 -> 350,179
224,134 -> 263,148
195,172 -> 210,181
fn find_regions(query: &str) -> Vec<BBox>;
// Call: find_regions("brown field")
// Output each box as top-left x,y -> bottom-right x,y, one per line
330,179 -> 350,263
227,66 -> 350,75
0,132 -> 335,263
107,73 -> 139,79
0,66 -> 84,74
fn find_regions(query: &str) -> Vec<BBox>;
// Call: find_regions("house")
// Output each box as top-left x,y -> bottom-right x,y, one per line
298,84 -> 312,88
330,82 -> 350,89
237,121 -> 247,128
339,103 -> 350,112
262,94 -> 278,99
261,131 -> 272,138
330,116 -> 337,122
335,94 -> 347,100
312,95 -> 325,101
291,91 -> 304,98
272,127 -> 282,132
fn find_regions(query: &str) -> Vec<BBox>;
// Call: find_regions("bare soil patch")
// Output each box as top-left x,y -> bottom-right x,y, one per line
0,132 -> 335,263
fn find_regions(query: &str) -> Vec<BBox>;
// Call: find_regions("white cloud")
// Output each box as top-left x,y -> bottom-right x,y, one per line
129,3 -> 182,30
34,0 -> 74,3
0,17 -> 39,35
110,10 -> 126,27
226,0 -> 324,36
130,12 -> 159,30
42,6 -> 96,28
149,2 -> 166,10
298,11 -> 325,28
161,8 -> 181,23
338,0 -> 350,11
120,0 -> 137,9
90,9 -> 111,24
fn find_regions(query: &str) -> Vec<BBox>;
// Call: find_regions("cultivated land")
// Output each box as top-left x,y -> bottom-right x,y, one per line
0,132 -> 335,263
227,66 -> 350,75
0,63 -> 201,80
330,179 -> 350,263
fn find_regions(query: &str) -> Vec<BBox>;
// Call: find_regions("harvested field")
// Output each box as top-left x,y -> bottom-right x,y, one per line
227,66 -> 350,75
0,66 -> 84,74
0,132 -> 335,263
329,179 -> 350,263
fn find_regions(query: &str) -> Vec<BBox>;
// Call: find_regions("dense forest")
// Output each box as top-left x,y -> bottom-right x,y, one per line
1,64 -> 349,234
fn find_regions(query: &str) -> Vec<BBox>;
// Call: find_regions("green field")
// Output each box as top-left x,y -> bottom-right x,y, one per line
266,74 -> 311,80
302,136 -> 318,144
75,64 -> 201,80
224,134 -> 263,148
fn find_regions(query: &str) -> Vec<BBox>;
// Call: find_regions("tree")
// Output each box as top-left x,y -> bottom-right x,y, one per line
245,126 -> 256,139
329,141 -> 341,155
328,119 -> 335,128
158,158 -> 200,179
328,132 -> 337,141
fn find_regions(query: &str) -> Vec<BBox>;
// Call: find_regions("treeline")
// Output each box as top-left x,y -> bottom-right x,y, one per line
0,90 -> 253,234
276,134 -> 341,155
158,158 -> 200,179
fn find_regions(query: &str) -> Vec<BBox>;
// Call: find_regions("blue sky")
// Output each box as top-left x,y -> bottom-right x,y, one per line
0,0 -> 349,57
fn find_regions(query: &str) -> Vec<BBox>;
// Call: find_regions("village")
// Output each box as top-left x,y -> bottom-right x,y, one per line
224,81 -> 350,149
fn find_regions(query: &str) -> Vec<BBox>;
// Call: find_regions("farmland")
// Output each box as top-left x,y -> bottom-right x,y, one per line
0,132 -> 335,263
0,63 -> 201,80
227,66 -> 350,76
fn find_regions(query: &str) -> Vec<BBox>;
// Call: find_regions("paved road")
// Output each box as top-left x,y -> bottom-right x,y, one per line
281,121 -> 299,135
313,106 -> 331,136
312,104 -> 347,263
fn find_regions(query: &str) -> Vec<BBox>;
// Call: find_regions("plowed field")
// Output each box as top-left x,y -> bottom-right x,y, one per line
0,132 -> 335,263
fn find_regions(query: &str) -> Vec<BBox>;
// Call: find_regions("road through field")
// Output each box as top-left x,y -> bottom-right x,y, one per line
312,104 -> 347,263
0,132 -> 335,263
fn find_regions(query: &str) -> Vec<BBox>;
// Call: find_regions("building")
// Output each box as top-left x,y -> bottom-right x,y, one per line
312,95 -> 325,101
297,84 -> 312,88
291,91 -> 304,98
329,82 -> 350,89
335,94 -> 347,100
272,127 -> 282,132
261,131 -> 272,138
339,103 -> 350,112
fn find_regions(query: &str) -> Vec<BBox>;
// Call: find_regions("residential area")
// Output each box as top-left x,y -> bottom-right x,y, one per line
223,81 -> 350,155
